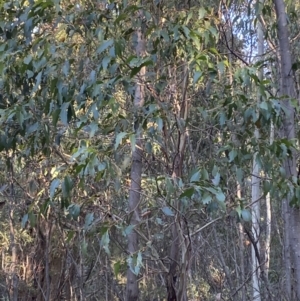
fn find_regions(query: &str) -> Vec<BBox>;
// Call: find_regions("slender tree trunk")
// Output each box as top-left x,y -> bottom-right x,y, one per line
251,12 -> 264,300
236,184 -> 246,301
264,122 -> 274,281
44,221 -> 51,301
167,63 -> 190,301
126,9 -> 146,301
8,156 -> 18,301
251,151 -> 261,301
9,209 -> 18,301
282,196 -> 292,299
273,0 -> 300,299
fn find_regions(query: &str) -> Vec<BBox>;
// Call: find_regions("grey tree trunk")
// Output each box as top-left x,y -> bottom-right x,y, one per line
251,140 -> 261,301
251,12 -> 264,300
273,0 -> 300,299
125,11 -> 146,301
8,158 -> 18,301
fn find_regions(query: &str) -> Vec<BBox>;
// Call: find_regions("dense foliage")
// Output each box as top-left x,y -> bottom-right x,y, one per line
1,0 -> 300,300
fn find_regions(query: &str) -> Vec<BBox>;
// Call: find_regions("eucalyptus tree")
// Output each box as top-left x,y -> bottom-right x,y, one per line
125,6 -> 146,301
251,2 -> 264,300
273,0 -> 300,298
3,0 -> 300,300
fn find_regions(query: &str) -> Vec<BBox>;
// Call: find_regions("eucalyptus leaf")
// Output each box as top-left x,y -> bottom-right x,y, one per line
162,206 -> 174,216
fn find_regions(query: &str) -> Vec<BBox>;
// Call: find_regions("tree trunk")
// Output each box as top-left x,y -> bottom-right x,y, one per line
273,0 -> 300,298
8,157 -> 18,301
251,140 -> 261,301
251,11 -> 264,300
264,121 -> 274,282
166,62 -> 190,301
126,10 -> 146,301
236,184 -> 246,301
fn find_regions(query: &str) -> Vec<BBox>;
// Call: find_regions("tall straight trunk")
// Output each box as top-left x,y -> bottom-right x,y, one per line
273,0 -> 300,299
44,221 -> 51,301
251,11 -> 264,300
167,63 -> 190,301
8,157 -> 18,301
125,10 -> 146,301
264,122 -> 273,280
9,209 -> 18,301
251,148 -> 261,301
237,184 -> 246,301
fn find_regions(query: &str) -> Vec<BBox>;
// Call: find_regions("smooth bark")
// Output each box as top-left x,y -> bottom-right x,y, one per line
126,12 -> 146,301
251,145 -> 261,301
274,0 -> 300,298
251,13 -> 264,300
237,185 -> 246,301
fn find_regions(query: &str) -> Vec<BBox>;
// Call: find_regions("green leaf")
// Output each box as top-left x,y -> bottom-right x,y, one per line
241,209 -> 251,222
279,166 -> 286,177
28,212 -> 36,227
102,56 -> 111,70
100,230 -> 110,255
21,214 -> 28,228
115,132 -> 127,150
216,189 -> 225,202
60,102 -> 70,125
124,225 -> 135,236
114,261 -> 122,277
67,204 -> 80,220
135,251 -> 143,275
162,206 -> 174,216
156,117 -> 163,131
229,150 -> 237,162
193,71 -> 202,84
62,60 -> 70,76
180,187 -> 194,199
129,134 -> 136,152
23,55 -> 32,65
130,66 -> 143,78
166,177 -> 175,195
89,70 -> 96,83
212,173 -> 220,186
32,71 -> 42,93
263,181 -> 271,194
236,168 -> 244,185
217,62 -> 225,74
190,170 -> 200,182
66,231 -> 75,242
81,241 -> 88,256
201,168 -> 209,180
202,193 -> 212,204
219,112 -> 226,126
199,7 -> 206,19
84,213 -> 94,230
156,217 -> 164,225
50,178 -> 60,200
97,39 -> 114,54
260,101 -> 268,110
62,176 -> 73,199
